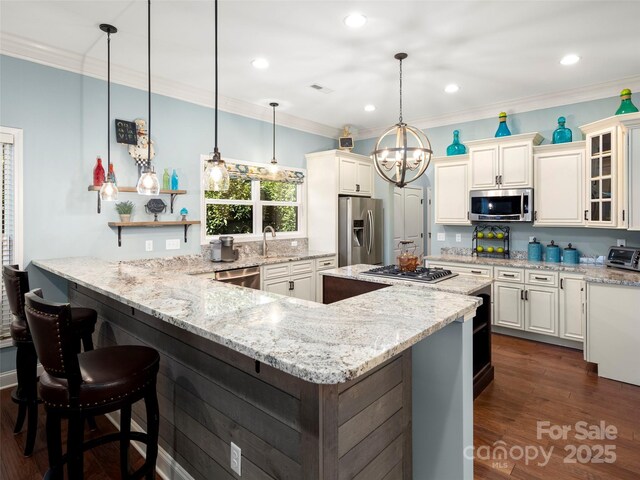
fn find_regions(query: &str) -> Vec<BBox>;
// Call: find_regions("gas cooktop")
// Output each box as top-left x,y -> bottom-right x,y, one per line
362,265 -> 458,284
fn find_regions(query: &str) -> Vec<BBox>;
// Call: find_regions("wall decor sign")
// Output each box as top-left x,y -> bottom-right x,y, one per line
115,119 -> 138,145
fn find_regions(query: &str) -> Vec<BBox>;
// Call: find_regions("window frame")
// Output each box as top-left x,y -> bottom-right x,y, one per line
200,156 -> 307,244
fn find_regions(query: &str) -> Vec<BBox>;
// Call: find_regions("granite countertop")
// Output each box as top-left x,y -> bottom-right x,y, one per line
123,250 -> 336,276
426,255 -> 640,287
33,257 -> 481,384
321,264 -> 492,296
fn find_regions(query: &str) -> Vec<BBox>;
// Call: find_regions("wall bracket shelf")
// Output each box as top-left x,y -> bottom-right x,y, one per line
107,220 -> 200,247
88,185 -> 187,214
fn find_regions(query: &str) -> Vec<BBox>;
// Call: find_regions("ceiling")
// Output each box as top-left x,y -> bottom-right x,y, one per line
2,0 -> 640,138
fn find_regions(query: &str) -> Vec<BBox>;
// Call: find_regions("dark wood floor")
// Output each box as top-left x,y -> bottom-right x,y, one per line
0,389 -> 157,480
1,334 -> 639,479
475,334 -> 640,479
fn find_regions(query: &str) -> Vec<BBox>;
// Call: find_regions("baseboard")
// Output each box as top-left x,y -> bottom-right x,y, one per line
105,411 -> 194,480
492,327 -> 584,350
0,365 -> 45,390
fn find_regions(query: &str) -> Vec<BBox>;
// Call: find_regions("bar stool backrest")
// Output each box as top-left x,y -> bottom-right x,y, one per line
3,264 -> 30,321
24,289 -> 82,390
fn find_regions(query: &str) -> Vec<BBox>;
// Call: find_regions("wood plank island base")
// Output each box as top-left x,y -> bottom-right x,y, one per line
34,257 -> 481,480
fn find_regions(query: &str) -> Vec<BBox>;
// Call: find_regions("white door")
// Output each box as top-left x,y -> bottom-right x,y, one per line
494,282 -> 524,329
534,149 -> 585,226
290,273 -> 315,302
434,160 -> 470,225
356,161 -> 373,195
393,188 -> 404,261
262,278 -> 291,296
499,142 -> 532,188
403,187 -> 424,257
470,146 -> 498,189
339,158 -> 358,194
524,285 -> 558,336
559,275 -> 585,341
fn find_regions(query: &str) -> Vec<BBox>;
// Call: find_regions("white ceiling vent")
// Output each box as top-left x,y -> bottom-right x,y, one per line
310,84 -> 334,94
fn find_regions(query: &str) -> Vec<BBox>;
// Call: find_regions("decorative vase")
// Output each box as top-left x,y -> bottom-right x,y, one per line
615,88 -> 639,115
119,214 -> 131,223
552,116 -> 572,144
171,169 -> 179,190
446,130 -> 467,155
163,168 -> 170,190
495,112 -> 512,137
93,156 -> 105,186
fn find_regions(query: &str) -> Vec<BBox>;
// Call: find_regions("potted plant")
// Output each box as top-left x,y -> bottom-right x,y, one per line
115,201 -> 134,222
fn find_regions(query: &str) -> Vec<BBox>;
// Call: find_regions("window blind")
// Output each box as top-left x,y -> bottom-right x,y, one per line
1,134 -> 15,340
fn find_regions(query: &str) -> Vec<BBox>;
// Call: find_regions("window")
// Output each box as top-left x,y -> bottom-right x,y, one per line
1,127 -> 23,341
201,159 -> 305,241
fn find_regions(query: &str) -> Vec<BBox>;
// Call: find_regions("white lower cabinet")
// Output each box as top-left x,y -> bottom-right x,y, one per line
315,256 -> 337,303
262,277 -> 291,296
524,285 -> 558,336
494,282 -> 524,329
261,260 -> 315,301
290,273 -> 315,301
559,274 -> 585,341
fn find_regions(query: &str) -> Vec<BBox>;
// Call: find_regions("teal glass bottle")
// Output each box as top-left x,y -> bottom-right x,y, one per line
446,130 -> 467,156
495,112 -> 511,137
615,88 -> 639,115
171,169 -> 179,190
162,168 -> 170,190
552,116 -> 572,144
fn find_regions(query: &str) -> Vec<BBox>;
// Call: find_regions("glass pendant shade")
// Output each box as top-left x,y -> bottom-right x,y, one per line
99,181 -> 119,201
137,166 -> 160,195
203,152 -> 230,191
371,123 -> 432,188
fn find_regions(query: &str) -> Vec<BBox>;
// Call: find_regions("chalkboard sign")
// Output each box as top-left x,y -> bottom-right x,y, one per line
115,119 -> 138,145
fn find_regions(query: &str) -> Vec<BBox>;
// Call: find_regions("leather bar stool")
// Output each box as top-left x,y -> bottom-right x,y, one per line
2,264 -> 98,456
24,289 -> 160,480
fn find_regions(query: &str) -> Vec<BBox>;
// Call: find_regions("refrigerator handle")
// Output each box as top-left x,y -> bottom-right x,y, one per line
367,209 -> 374,255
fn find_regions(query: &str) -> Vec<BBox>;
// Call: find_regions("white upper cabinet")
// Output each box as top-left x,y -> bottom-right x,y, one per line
533,142 -> 585,226
469,133 -> 542,190
338,155 -> 373,196
433,155 -> 470,225
624,118 -> 640,230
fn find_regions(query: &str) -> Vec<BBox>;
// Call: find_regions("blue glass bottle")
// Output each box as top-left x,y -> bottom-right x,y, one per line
446,130 -> 467,156
552,116 -> 572,144
495,112 -> 511,137
171,169 -> 179,190
615,88 -> 639,115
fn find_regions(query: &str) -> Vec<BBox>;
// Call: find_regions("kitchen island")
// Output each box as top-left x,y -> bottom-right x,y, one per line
34,257 -> 481,480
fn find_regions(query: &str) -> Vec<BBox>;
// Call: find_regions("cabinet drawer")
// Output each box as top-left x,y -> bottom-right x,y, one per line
262,263 -> 290,280
290,260 -> 313,275
525,270 -> 558,287
494,267 -> 524,283
315,256 -> 337,270
429,262 -> 493,278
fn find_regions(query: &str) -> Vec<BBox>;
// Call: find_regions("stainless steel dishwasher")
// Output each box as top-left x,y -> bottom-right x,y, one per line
213,266 -> 261,289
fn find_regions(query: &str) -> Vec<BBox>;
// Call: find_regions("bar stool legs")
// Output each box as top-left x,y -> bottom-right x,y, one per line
11,341 -> 39,457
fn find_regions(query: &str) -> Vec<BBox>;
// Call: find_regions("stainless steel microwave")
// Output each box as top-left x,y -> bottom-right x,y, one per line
469,188 -> 533,222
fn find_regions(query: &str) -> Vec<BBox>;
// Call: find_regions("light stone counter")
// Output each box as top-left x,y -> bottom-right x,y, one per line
426,254 -> 640,287
33,257 -> 480,384
321,264 -> 492,296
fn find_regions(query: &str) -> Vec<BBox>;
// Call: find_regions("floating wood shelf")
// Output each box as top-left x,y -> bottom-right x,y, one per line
88,185 -> 187,214
107,220 -> 200,247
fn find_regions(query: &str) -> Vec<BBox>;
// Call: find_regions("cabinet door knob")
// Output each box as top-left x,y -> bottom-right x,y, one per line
495,175 -> 499,185
289,281 -> 294,291
584,210 -> 589,220
560,278 -> 564,289
521,290 -> 524,300
524,290 -> 529,301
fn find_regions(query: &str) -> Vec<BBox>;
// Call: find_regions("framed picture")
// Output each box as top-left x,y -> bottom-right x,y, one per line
339,136 -> 354,151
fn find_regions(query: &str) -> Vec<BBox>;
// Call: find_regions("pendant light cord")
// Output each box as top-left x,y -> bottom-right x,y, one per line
272,104 -> 276,161
398,57 -> 403,124
107,30 -> 111,172
147,0 -> 151,168
214,0 -> 219,157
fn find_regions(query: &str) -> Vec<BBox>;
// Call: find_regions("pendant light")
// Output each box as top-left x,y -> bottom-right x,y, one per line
370,53 -> 432,188
99,24 -> 119,202
136,0 -> 160,195
202,0 -> 230,191
269,102 -> 279,174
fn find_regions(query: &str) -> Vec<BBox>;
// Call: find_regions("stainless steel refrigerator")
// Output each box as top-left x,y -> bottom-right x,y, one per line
338,197 -> 383,267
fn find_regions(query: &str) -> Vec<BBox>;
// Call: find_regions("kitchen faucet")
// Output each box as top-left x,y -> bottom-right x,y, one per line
263,225 -> 276,257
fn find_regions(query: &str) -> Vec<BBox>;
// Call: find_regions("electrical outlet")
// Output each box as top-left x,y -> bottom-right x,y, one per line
291,240 -> 298,247
456,234 -> 462,243
145,240 -> 153,252
529,236 -> 536,243
617,239 -> 626,247
230,442 -> 241,476
437,232 -> 445,241
166,239 -> 180,250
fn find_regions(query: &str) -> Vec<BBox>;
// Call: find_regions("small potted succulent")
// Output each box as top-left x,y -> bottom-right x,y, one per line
115,200 -> 134,222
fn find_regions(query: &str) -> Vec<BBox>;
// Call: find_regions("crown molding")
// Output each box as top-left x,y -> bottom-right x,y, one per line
0,32 -> 341,140
355,75 -> 640,141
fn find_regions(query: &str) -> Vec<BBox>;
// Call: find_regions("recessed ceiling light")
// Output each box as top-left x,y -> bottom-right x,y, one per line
344,13 -> 367,28
444,84 -> 460,93
251,58 -> 269,69
364,104 -> 376,112
560,54 -> 580,66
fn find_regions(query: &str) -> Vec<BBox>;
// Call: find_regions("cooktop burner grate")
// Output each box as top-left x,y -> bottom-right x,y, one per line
362,265 -> 458,284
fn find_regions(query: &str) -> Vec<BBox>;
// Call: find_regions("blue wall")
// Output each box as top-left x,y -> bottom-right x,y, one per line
356,96 -> 640,259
